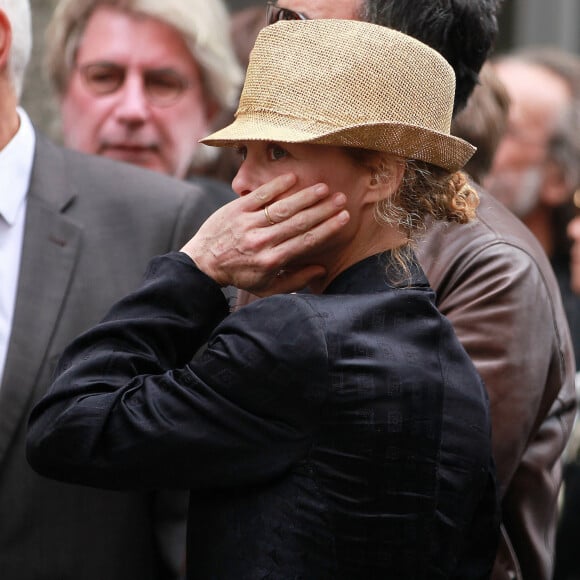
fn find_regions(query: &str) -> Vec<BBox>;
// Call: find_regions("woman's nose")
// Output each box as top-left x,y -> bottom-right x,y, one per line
232,162 -> 257,197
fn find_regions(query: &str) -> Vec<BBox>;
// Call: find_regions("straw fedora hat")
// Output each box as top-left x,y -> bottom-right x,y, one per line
201,19 -> 475,172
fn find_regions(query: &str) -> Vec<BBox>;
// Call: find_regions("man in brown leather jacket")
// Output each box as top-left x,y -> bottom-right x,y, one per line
237,2 -> 575,578
417,186 -> 574,580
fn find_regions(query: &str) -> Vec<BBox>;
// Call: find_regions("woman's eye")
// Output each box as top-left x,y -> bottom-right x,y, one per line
234,145 -> 247,160
268,144 -> 287,161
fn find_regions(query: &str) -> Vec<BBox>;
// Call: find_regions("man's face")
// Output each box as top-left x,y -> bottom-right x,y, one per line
485,60 -> 571,219
270,0 -> 364,21
60,6 -> 213,179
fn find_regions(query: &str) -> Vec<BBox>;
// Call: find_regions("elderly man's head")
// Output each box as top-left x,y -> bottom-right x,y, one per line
46,0 -> 243,178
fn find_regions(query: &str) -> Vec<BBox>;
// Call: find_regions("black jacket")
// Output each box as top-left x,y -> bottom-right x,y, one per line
28,251 -> 499,579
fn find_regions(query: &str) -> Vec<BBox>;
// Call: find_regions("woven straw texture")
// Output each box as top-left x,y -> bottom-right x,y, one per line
201,19 -> 475,171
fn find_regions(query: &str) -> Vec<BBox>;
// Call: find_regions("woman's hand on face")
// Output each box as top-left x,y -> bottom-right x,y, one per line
180,173 -> 349,296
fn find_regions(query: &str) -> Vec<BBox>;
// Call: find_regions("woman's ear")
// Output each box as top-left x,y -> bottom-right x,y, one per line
365,155 -> 405,203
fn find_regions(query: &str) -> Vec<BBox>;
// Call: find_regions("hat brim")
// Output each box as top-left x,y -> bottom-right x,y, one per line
200,113 -> 475,173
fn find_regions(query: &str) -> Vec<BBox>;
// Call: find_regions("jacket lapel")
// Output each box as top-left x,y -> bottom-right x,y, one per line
0,135 -> 82,465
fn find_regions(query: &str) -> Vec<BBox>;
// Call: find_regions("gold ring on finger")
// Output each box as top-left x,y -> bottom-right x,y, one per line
264,205 -> 276,225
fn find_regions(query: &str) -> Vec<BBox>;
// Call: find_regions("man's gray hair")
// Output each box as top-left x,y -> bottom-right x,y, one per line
0,0 -> 32,98
46,0 -> 243,113
502,47 -> 580,190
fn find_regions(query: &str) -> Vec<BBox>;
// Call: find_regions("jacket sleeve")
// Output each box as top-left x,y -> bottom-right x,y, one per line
433,241 -> 571,493
26,252 -> 328,491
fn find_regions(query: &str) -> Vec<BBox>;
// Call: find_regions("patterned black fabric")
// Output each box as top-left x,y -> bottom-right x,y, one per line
28,251 -> 499,579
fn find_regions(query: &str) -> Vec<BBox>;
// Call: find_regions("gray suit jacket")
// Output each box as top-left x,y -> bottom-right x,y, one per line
0,134 -> 234,580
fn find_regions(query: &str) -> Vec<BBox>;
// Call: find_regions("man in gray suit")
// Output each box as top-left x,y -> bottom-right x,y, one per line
46,0 -> 244,191
0,2 -> 215,578
0,3 -> 347,577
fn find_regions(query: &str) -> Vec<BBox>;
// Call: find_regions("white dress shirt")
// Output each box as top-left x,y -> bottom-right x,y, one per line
0,108 -> 35,386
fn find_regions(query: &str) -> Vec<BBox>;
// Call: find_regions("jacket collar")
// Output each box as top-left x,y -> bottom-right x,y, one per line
324,250 -> 430,296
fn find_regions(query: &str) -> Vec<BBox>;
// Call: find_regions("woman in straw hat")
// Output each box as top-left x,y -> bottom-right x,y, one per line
28,20 -> 499,579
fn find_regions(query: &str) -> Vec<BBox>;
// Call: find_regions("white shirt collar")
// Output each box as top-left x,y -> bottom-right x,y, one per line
0,107 -> 36,225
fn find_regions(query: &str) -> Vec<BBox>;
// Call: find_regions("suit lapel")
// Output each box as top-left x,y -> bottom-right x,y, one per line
0,136 -> 82,465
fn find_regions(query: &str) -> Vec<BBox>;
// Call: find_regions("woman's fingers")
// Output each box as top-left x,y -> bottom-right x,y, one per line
242,173 -> 297,211
249,209 -> 350,295
181,175 -> 350,291
258,182 -> 331,225
262,191 -> 348,237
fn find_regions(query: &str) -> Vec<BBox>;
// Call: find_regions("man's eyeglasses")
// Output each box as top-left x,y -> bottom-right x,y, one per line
266,1 -> 308,25
78,62 -> 191,108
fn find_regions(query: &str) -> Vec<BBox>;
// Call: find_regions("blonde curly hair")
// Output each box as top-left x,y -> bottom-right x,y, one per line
347,149 -> 479,281
379,160 -> 479,231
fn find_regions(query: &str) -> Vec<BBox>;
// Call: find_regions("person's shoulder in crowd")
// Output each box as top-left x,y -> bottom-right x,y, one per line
418,183 -> 576,485
186,174 -> 237,209
34,132 -> 211,202
32,132 -> 234,244
420,186 -> 562,295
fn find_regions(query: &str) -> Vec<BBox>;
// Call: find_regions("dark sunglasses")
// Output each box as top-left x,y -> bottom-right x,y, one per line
266,1 -> 308,25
